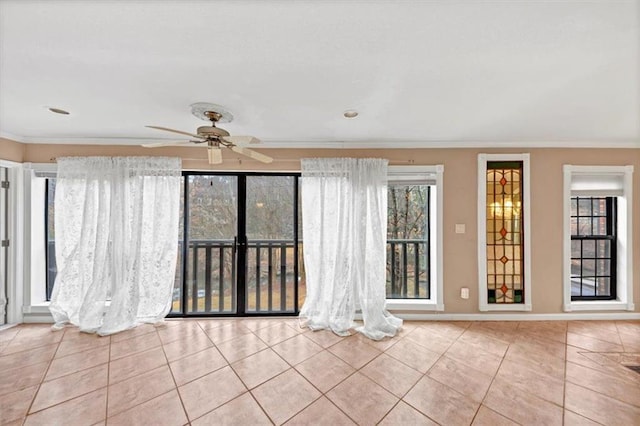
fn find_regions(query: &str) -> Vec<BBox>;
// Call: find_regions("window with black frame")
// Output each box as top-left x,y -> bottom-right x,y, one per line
570,196 -> 616,300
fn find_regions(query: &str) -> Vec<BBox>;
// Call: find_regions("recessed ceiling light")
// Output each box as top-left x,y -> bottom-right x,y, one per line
48,107 -> 70,115
343,110 -> 358,119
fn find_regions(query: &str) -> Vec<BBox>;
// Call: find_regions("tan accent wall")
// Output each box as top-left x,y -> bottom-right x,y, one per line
0,137 -> 25,162
11,142 -> 640,313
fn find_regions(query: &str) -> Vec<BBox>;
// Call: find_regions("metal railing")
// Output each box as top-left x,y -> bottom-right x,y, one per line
47,238 -> 430,307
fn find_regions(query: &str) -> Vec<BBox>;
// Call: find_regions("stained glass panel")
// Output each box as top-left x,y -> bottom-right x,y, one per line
486,161 -> 524,304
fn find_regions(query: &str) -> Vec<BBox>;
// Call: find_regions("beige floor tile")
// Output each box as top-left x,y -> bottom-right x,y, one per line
285,396 -> 356,425
110,323 -> 157,344
379,401 -> 438,425
179,365 -> 247,421
161,333 -> 213,362
0,385 -> 38,424
494,358 -> 565,406
445,340 -> 504,376
109,332 -> 161,360
563,409 -> 601,426
566,345 -> 640,383
427,355 -> 493,402
566,361 -> 640,408
565,382 -> 640,425
45,346 -> 109,381
568,321 -> 623,345
216,332 -> 268,363
107,365 -> 175,417
55,333 -> 110,358
484,379 -> 563,426
457,329 -> 510,357
232,348 -> 290,389
26,388 -> 107,426
327,372 -> 398,425
295,350 -> 355,393
505,342 -> 566,379
192,393 -> 271,426
106,389 -> 187,426
405,327 -> 456,354
360,353 -> 422,398
272,333 -> 323,366
109,346 -> 167,384
419,321 -> 469,340
404,375 -> 479,426
512,334 -> 567,360
0,326 -> 20,343
567,332 -> 625,353
31,363 -> 108,413
302,329 -> 344,348
467,322 -> 519,343
203,322 -> 253,344
169,346 -> 228,386
0,343 -> 58,371
1,332 -> 62,355
252,368 -> 321,425
240,319 -> 279,332
156,321 -> 205,345
253,322 -> 300,346
471,405 -> 518,426
327,336 -> 381,369
385,338 -> 441,373
0,361 -> 49,397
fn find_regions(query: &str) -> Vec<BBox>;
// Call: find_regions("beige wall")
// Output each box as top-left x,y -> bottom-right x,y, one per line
0,137 -> 25,162
3,140 -> 640,314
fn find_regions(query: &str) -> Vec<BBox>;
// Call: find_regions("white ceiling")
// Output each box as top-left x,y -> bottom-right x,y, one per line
0,0 -> 638,148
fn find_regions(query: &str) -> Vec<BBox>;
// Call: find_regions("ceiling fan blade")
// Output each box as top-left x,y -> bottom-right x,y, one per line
223,135 -> 261,145
208,147 -> 223,164
142,140 -> 194,148
230,145 -> 273,163
146,125 -> 204,139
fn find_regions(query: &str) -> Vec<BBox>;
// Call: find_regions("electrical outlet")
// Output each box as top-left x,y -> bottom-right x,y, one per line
460,287 -> 469,299
455,224 -> 466,234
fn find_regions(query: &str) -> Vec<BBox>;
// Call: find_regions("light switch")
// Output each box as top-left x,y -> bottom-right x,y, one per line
455,224 -> 466,234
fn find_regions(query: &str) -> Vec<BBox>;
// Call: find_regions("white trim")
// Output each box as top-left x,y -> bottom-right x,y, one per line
393,312 -> 640,321
6,133 -> 640,149
478,154 -> 531,312
386,165 -> 444,311
562,165 -> 634,312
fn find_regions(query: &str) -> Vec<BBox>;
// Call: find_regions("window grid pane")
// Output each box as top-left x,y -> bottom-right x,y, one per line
570,196 -> 616,300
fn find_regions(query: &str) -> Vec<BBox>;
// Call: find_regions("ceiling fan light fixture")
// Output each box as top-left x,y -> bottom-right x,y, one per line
208,146 -> 223,164
343,110 -> 358,119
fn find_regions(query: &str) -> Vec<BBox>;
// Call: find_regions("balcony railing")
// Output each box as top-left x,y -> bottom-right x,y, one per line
46,238 -> 430,309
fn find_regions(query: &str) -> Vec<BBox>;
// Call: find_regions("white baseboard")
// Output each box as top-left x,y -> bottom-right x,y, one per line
393,312 -> 640,321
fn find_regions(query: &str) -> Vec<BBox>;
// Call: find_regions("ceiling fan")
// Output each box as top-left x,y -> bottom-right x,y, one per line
143,103 -> 273,164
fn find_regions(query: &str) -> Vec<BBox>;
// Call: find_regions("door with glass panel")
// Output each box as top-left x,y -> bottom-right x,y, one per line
0,167 -> 8,325
173,173 -> 300,316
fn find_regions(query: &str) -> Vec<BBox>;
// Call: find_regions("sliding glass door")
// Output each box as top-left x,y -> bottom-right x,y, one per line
172,173 -> 300,316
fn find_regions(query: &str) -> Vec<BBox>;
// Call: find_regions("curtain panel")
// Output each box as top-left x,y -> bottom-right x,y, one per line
49,156 -> 182,336
299,158 -> 402,340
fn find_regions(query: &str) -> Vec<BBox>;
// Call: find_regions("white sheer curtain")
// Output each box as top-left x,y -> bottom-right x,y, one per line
49,157 -> 181,336
299,158 -> 402,340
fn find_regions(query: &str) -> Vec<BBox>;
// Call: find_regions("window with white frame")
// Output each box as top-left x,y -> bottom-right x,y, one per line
563,165 -> 634,311
477,154 -> 531,311
385,165 -> 444,311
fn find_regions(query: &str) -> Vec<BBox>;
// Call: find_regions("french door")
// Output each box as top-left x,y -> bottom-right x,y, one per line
170,172 -> 301,317
0,167 -> 7,325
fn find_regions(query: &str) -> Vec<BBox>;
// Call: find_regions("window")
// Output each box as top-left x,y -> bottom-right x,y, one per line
563,165 -> 634,311
387,184 -> 430,299
570,196 -> 616,300
385,165 -> 444,311
45,178 -> 56,300
478,154 -> 531,311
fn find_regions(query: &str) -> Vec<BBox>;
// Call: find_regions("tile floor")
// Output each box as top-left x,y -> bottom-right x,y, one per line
1,318 -> 639,425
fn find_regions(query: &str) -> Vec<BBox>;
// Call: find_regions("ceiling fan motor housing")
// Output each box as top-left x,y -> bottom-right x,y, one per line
197,125 -> 230,138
